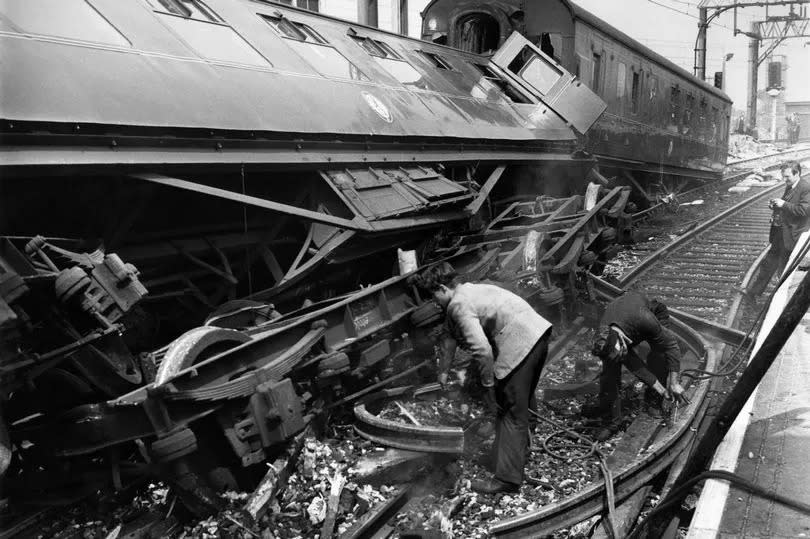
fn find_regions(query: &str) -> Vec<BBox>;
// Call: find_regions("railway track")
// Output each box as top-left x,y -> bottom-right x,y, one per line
341,150 -> 810,538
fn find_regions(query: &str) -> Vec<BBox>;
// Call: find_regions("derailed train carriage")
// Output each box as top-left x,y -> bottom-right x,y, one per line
0,0 -> 619,505
422,0 -> 733,199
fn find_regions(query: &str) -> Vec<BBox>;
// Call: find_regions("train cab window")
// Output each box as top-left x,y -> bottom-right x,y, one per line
471,63 -> 531,104
616,62 -> 626,99
147,0 -> 221,22
150,0 -> 269,66
506,46 -> 563,96
631,71 -> 641,114
2,0 -> 130,46
262,15 -> 368,80
418,51 -> 453,70
592,52 -> 603,94
350,35 -> 402,60
711,106 -> 719,141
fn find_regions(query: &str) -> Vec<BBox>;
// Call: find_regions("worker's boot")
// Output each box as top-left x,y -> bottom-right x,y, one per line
593,399 -> 622,442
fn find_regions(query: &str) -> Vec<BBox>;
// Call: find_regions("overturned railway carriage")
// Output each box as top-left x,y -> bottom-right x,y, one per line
422,0 -> 733,198
0,0 -> 611,503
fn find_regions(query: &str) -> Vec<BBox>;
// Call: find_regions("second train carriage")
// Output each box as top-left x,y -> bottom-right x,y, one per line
421,0 -> 734,198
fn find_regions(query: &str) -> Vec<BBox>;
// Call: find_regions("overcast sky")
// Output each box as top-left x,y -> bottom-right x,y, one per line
571,0 -> 810,108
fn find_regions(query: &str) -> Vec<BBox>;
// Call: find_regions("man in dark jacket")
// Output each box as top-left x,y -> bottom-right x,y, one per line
745,161 -> 809,297
589,292 -> 687,441
417,262 -> 552,494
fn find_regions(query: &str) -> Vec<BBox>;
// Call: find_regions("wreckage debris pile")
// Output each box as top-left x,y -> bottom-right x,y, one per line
378,392 -> 626,539
378,395 -> 485,427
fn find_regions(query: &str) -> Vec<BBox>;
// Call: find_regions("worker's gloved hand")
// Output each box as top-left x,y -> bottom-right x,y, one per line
438,371 -> 448,389
482,386 -> 498,414
668,383 -> 690,405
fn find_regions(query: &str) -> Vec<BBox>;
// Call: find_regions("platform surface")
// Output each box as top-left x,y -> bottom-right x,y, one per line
689,248 -> 810,538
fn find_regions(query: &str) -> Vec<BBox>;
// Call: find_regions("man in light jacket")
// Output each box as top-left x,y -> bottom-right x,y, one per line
416,262 -> 552,494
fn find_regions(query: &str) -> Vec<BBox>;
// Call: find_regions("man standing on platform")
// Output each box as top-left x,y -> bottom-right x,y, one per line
416,262 -> 552,494
743,161 -> 809,298
588,292 -> 687,441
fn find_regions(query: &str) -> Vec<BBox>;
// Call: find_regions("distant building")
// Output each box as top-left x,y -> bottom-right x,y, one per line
281,0 -> 430,38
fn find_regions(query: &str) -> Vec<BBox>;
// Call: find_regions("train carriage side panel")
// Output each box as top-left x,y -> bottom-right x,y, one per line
421,0 -> 732,180
0,0 -> 580,160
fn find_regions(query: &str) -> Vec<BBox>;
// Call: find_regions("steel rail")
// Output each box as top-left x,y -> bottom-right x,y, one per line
480,151 -> 809,536
353,385 -> 466,454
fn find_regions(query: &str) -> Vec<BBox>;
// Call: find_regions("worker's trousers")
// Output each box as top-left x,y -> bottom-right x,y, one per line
492,331 -> 550,485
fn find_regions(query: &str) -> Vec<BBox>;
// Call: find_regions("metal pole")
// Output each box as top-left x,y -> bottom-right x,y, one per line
747,22 -> 760,135
771,93 -> 778,141
695,8 -> 708,80
669,268 -> 810,507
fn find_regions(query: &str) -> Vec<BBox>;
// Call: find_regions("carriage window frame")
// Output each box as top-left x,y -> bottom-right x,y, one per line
418,50 -> 454,71
261,15 -> 368,80
147,0 -> 223,23
631,70 -> 641,114
150,0 -> 271,66
262,14 -> 326,43
591,52 -> 603,94
616,61 -> 627,100
684,93 -> 695,132
669,85 -> 681,130
349,34 -> 402,60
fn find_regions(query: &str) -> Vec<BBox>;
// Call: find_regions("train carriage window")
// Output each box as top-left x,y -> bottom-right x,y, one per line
418,50 -> 453,70
263,14 -> 325,43
684,93 -> 695,134
592,52 -> 603,94
616,62 -> 626,99
350,35 -> 402,60
147,0 -> 221,22
631,71 -> 641,114
152,2 -> 269,66
699,99 -> 708,139
669,86 -> 681,132
506,46 -> 563,96
262,15 -> 367,80
576,53 -> 592,87
297,0 -> 319,12
1,0 -> 130,46
375,57 -> 423,86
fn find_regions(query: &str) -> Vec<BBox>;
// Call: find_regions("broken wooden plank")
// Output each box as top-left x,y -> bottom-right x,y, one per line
321,472 -> 346,539
394,401 -> 421,426
245,425 -> 312,521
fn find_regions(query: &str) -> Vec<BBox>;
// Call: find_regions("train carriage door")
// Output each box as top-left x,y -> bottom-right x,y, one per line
490,32 -> 605,134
